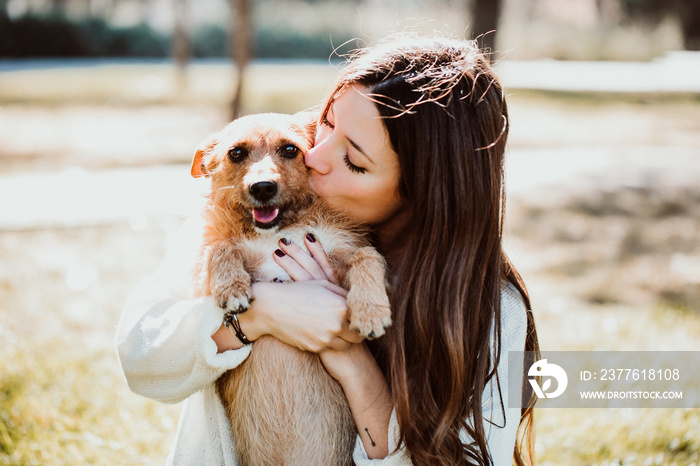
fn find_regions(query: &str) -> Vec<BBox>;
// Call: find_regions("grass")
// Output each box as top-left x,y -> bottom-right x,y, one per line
1,62 -> 699,464
0,339 -> 180,465
510,185 -> 700,311
535,408 -> 699,465
0,224 -> 181,465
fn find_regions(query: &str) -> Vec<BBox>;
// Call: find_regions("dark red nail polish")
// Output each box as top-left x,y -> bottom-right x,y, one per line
280,238 -> 291,245
306,233 -> 316,243
274,249 -> 285,257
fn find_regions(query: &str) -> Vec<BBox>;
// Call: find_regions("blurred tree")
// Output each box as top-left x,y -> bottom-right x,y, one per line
51,0 -> 68,17
619,0 -> 700,50
469,0 -> 502,57
229,0 -> 251,118
172,0 -> 190,89
0,0 -> 8,22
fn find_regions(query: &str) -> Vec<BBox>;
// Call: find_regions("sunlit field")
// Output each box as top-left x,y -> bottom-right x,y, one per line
1,62 -> 699,465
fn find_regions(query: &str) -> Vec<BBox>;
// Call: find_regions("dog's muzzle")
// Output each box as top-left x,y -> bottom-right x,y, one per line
249,181 -> 277,202
248,181 -> 284,229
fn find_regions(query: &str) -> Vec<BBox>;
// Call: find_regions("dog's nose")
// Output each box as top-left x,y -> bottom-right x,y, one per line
249,181 -> 277,202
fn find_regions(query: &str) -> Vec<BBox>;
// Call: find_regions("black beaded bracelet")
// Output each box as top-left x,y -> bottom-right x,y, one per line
223,312 -> 252,346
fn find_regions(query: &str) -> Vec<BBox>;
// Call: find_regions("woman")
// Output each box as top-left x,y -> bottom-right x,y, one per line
117,35 -> 539,465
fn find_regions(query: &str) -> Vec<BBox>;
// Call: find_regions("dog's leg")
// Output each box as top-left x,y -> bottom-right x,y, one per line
344,246 -> 392,339
206,240 -> 252,313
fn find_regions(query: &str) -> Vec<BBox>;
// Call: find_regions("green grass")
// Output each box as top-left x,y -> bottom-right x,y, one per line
0,224 -> 180,465
536,409 -> 700,465
0,339 -> 180,465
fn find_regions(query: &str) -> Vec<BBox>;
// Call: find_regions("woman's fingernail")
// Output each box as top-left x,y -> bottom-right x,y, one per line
274,249 -> 285,257
306,233 -> 316,243
280,237 -> 291,245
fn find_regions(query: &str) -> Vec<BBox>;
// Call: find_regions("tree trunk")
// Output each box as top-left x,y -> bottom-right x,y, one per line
172,0 -> 191,91
51,0 -> 67,17
678,0 -> 700,50
0,0 -> 8,22
469,0 -> 502,58
229,0 -> 252,119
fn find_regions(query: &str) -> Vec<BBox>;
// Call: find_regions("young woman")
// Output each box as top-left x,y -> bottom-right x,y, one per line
117,35 -> 539,465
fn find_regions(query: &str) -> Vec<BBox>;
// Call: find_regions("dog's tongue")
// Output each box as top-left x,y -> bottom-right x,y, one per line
253,207 -> 279,224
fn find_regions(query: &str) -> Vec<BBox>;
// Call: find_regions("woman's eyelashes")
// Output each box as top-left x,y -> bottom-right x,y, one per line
343,153 -> 367,174
321,114 -> 367,174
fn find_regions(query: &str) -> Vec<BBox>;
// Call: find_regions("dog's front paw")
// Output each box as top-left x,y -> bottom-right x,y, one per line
347,290 -> 392,340
212,280 -> 253,314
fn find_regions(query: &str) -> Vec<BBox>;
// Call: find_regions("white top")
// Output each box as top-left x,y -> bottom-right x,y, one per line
116,219 -> 528,465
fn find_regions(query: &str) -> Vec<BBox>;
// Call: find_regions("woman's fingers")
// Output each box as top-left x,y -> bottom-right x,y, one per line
312,327 -> 362,352
317,279 -> 348,297
339,327 -> 364,344
304,233 -> 340,285
327,337 -> 352,351
272,248 -> 315,281
274,238 -> 327,281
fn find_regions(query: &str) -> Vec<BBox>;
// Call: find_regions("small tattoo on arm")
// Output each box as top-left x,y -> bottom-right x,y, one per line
364,428 -> 376,447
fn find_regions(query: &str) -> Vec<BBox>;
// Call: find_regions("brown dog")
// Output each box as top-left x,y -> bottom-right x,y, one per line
190,112 -> 391,465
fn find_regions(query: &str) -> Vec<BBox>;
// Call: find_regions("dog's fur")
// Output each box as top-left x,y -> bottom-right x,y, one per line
190,112 -> 391,465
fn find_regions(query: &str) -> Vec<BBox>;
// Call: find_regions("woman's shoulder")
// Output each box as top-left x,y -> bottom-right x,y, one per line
499,281 -> 528,348
500,281 -> 527,312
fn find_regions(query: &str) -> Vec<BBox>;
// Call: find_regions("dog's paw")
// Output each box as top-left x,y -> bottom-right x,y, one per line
213,280 -> 253,314
347,291 -> 392,340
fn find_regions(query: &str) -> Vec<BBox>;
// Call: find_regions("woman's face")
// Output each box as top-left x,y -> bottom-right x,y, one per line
305,85 -> 405,227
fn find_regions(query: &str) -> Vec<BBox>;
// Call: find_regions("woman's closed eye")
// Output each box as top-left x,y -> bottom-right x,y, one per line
321,114 -> 367,174
343,153 -> 367,174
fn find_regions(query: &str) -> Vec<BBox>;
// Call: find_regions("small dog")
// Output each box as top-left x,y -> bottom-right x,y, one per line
191,112 -> 391,465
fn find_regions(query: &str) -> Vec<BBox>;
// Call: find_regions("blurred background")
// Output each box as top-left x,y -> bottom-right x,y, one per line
0,0 -> 699,464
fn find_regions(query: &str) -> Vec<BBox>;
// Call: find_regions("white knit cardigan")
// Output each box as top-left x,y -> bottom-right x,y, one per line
116,220 -> 528,466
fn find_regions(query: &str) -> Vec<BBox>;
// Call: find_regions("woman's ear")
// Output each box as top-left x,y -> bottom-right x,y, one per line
191,133 -> 220,178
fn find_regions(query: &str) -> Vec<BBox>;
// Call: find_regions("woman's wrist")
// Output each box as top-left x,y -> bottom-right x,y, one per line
212,283 -> 270,352
236,305 -> 267,341
212,323 -> 243,352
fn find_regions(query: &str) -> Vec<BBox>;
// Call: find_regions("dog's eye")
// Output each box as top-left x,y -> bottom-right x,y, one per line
281,144 -> 300,159
228,146 -> 248,163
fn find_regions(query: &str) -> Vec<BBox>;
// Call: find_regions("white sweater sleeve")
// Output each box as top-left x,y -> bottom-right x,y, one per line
116,216 -> 252,404
352,283 -> 528,466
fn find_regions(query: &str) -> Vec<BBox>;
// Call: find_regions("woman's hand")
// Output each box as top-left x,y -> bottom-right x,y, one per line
237,234 -> 362,352
240,280 -> 362,352
216,234 -> 362,353
273,233 -> 339,284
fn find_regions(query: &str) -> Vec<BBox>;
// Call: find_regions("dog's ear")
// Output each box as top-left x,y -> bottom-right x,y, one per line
191,133 -> 219,178
293,111 -> 319,145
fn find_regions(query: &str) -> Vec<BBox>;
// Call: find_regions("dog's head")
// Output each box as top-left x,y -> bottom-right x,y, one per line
192,112 -> 317,230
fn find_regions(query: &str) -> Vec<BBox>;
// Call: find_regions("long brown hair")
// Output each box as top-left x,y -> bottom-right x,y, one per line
323,36 -> 540,465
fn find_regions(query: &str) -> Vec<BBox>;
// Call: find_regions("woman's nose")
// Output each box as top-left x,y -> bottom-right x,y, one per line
304,143 -> 331,174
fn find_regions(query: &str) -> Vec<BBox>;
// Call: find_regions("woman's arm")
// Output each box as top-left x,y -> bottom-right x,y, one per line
117,218 -> 362,404
116,266 -> 252,404
320,344 -> 393,459
116,215 -> 252,403
271,236 -> 398,459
